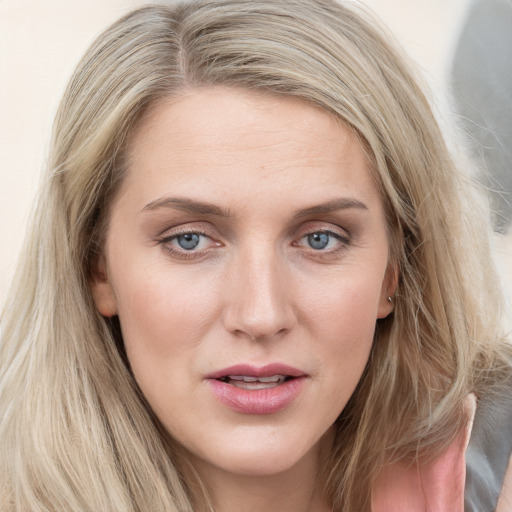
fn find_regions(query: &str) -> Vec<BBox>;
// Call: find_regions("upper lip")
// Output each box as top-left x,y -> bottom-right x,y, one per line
206,363 -> 306,380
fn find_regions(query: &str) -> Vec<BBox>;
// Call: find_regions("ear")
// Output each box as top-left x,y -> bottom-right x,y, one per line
90,254 -> 117,317
377,262 -> 398,319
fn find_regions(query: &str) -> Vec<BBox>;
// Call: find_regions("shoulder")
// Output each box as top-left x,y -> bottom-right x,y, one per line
371,395 -> 475,512
466,381 -> 512,512
497,462 -> 512,512
372,388 -> 512,512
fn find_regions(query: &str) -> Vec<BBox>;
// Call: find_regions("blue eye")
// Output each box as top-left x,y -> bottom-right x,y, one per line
296,229 -> 350,255
307,232 -> 330,250
176,233 -> 201,250
161,230 -> 220,259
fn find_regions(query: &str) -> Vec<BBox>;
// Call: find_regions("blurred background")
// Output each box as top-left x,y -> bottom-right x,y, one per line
1,0 -> 511,309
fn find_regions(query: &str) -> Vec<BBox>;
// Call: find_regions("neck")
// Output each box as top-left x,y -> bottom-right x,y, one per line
181,433 -> 333,512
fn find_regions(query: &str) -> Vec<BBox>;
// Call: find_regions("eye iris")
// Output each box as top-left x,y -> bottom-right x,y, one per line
177,233 -> 200,250
308,232 -> 329,250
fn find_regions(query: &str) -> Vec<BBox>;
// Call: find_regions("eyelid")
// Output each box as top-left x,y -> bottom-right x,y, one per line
292,224 -> 352,260
155,219 -> 210,237
160,226 -> 209,239
158,225 -> 222,260
310,228 -> 349,243
156,221 -> 351,261
295,229 -> 350,247
295,222 -> 351,243
155,217 -> 221,239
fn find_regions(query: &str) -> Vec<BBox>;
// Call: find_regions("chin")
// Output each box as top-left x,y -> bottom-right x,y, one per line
219,451 -> 305,477
186,425 -> 335,479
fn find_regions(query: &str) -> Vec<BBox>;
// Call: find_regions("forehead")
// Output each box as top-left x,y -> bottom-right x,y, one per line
119,87 -> 381,212
128,87 -> 361,161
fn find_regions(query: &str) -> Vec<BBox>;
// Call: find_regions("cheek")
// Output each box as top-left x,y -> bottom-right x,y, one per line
112,272 -> 221,434
303,270 -> 383,395
303,267 -> 384,338
110,263 -> 221,388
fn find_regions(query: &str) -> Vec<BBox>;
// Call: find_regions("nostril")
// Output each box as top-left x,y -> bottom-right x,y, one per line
221,276 -> 297,339
233,326 -> 290,341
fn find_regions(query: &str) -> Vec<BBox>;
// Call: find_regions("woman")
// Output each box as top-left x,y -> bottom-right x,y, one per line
1,1 -> 511,510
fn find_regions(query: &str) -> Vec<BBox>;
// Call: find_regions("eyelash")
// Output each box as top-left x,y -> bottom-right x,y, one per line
158,227 -> 351,260
294,229 -> 351,259
160,229 -> 215,260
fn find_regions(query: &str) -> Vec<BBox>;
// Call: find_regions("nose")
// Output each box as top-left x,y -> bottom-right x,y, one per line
222,247 -> 297,341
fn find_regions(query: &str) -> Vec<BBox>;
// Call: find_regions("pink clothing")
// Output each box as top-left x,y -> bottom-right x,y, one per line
371,395 -> 476,511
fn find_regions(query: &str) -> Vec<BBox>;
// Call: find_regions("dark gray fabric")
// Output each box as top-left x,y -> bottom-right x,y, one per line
465,383 -> 512,511
451,0 -> 512,232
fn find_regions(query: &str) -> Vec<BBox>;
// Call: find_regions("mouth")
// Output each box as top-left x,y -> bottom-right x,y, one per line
206,364 -> 307,415
217,374 -> 293,390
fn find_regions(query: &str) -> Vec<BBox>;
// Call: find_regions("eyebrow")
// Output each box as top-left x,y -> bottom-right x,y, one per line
293,198 -> 368,218
141,196 -> 235,218
141,196 -> 368,218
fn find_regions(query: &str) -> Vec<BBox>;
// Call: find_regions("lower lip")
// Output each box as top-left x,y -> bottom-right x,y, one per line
207,377 -> 306,415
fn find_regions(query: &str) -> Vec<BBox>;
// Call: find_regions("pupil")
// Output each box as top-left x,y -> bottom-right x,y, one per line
308,232 -> 329,250
177,233 -> 200,250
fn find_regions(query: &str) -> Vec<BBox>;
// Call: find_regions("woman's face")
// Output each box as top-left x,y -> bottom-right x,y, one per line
92,87 -> 395,480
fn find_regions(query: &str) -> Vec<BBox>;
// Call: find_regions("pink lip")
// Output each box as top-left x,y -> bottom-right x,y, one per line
206,364 -> 307,415
206,363 -> 305,380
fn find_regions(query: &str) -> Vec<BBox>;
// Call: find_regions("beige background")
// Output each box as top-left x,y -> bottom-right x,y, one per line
1,0 -> 511,308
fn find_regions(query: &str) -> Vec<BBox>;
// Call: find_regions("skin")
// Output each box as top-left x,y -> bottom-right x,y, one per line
91,87 -> 396,512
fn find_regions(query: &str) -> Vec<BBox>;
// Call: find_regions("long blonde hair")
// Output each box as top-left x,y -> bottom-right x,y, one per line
1,1 -> 510,510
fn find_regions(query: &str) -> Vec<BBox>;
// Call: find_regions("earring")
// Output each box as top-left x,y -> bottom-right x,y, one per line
387,296 -> 393,304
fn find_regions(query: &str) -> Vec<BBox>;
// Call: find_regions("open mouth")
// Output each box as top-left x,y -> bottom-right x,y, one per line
217,375 -> 292,390
207,365 -> 306,414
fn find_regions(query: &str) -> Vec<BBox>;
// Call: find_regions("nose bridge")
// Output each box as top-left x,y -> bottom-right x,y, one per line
224,242 -> 295,340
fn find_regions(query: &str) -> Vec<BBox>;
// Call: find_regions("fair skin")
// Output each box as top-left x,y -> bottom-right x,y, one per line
92,87 -> 396,512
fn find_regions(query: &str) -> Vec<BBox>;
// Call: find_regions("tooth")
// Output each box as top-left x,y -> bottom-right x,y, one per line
259,375 -> 281,383
224,375 -> 287,386
231,381 -> 280,390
